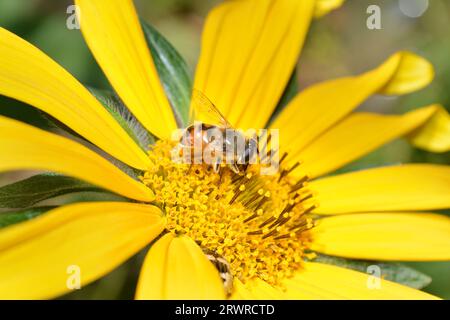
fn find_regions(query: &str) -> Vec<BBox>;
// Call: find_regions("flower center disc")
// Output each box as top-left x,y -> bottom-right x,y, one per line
141,140 -> 316,286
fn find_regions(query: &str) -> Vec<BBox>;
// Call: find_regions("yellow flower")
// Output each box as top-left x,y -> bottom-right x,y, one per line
0,0 -> 449,300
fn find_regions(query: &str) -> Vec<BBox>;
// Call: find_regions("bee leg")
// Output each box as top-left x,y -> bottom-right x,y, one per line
213,163 -> 221,173
212,153 -> 225,173
229,163 -> 240,174
217,168 -> 222,185
213,160 -> 221,173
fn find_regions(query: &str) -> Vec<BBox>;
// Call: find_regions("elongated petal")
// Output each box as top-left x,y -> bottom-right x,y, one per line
230,278 -> 285,300
135,233 -> 226,300
311,213 -> 450,261
0,27 -> 150,170
75,0 -> 177,139
271,52 -> 434,160
409,105 -> 450,152
232,262 -> 439,299
314,0 -> 345,18
229,277 -> 341,300
230,279 -> 254,300
194,0 -> 315,129
0,202 -> 165,299
0,116 -> 153,202
283,262 -> 439,300
310,164 -> 450,214
298,105 -> 438,178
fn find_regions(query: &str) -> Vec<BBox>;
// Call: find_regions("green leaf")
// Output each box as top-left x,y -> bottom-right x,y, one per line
88,87 -> 155,151
313,254 -> 432,289
0,206 -> 55,228
141,20 -> 192,127
40,111 -> 88,142
0,174 -> 105,208
268,68 -> 298,125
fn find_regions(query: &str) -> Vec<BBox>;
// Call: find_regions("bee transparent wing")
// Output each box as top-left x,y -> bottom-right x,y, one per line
189,89 -> 233,128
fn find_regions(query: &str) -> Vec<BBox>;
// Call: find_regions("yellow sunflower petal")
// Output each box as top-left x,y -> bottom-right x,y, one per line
233,263 -> 440,300
194,0 -> 315,129
380,52 -> 435,95
231,278 -> 285,300
0,27 -> 150,170
311,213 -> 450,261
298,105 -> 439,178
230,279 -> 254,300
310,164 -> 450,214
283,262 -> 439,299
75,0 -> 177,139
135,233 -> 226,300
239,278 -> 286,300
229,276 -> 343,300
314,0 -> 345,18
409,105 -> 450,152
271,52 -> 434,159
0,202 -> 165,299
0,116 -> 153,202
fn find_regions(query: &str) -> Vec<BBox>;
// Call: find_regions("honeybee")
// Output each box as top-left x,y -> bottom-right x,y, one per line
202,248 -> 233,296
179,89 -> 258,173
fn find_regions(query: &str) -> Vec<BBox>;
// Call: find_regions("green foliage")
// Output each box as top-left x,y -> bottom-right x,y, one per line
88,87 -> 155,151
0,206 -> 54,228
0,174 -> 103,208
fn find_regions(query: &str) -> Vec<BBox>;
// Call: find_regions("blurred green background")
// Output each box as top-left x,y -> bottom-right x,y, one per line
0,0 -> 448,299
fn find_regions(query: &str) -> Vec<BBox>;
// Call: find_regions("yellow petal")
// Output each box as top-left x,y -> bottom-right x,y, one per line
230,279 -> 254,300
232,263 -> 440,300
0,27 -> 150,170
409,105 -> 450,152
75,0 -> 177,139
314,0 -> 345,18
311,213 -> 450,261
271,52 -> 434,160
0,116 -> 153,202
0,202 -> 165,299
135,233 -> 226,300
380,52 -> 435,95
309,164 -> 450,214
194,0 -> 315,130
234,278 -> 321,300
230,278 -> 285,300
297,105 -> 439,178
283,262 -> 439,299
231,274 -> 351,300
